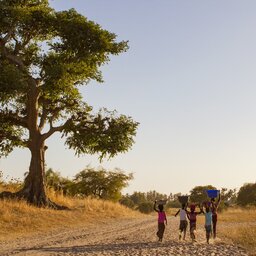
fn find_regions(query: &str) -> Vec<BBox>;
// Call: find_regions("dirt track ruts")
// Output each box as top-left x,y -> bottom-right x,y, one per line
0,216 -> 248,256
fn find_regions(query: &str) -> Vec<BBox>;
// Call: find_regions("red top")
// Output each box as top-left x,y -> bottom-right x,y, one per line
158,211 -> 166,223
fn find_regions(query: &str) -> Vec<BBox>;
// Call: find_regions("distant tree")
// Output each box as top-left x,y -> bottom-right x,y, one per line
167,192 -> 182,208
145,190 -> 168,202
237,183 -> 256,206
167,200 -> 180,208
137,201 -> 153,214
0,0 -> 138,207
129,192 -> 146,205
190,185 -> 216,204
119,195 -> 135,208
45,168 -> 72,195
220,188 -> 237,206
72,167 -> 133,201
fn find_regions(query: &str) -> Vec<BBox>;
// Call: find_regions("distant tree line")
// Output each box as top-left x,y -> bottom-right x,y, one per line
119,184 -> 256,213
0,167 -> 133,202
44,167 -> 133,202
1,169 -> 255,212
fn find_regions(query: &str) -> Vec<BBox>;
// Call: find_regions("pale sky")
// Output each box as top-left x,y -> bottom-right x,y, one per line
1,0 -> 256,195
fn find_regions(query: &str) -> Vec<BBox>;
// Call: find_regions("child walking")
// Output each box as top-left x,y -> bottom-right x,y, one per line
154,201 -> 167,242
174,203 -> 188,240
202,203 -> 213,244
186,204 -> 203,242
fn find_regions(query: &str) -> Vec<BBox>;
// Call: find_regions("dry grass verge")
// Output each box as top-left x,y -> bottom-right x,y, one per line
218,207 -> 256,255
0,190 -> 141,241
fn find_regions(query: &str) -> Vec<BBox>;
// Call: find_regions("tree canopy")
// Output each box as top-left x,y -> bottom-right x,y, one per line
0,0 -> 138,207
237,183 -> 256,206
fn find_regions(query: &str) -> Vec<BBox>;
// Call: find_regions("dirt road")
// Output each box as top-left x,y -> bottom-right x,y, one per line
0,216 -> 248,256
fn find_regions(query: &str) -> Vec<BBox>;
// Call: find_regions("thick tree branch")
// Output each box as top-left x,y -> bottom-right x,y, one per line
41,121 -> 69,140
13,33 -> 32,55
0,34 -> 26,71
0,44 -> 26,71
1,27 -> 14,44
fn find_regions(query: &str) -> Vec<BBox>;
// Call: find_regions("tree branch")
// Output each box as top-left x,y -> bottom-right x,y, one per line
0,34 -> 26,71
41,121 -> 69,140
1,27 -> 14,44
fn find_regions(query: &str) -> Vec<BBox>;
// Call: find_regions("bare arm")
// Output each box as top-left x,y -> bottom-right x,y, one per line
186,211 -> 191,221
174,209 -> 180,217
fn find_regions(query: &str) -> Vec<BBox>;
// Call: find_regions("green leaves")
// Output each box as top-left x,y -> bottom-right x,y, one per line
0,0 -> 138,161
0,122 -> 25,157
63,108 -> 139,160
73,167 -> 133,201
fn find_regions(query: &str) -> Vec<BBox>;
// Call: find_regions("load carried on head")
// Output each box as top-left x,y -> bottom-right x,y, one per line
178,195 -> 189,204
206,189 -> 220,199
155,199 -> 168,205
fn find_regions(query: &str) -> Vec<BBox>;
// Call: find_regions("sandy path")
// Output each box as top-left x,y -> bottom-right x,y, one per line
0,216 -> 248,256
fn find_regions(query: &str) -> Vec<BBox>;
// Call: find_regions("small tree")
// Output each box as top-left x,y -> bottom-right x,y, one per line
0,0 -> 138,207
72,167 -> 133,201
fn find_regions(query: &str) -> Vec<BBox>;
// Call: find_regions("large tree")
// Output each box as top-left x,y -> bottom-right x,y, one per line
0,0 -> 138,207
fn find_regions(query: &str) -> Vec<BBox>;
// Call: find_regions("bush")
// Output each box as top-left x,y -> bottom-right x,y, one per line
137,202 -> 154,214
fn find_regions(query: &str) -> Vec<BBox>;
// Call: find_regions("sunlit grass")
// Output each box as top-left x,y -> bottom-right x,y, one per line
218,207 -> 256,255
0,187 -> 141,241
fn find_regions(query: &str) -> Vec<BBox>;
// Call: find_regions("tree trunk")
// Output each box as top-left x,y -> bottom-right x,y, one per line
20,141 -> 48,206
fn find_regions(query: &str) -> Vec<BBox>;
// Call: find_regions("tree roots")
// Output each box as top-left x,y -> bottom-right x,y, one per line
0,191 -> 69,210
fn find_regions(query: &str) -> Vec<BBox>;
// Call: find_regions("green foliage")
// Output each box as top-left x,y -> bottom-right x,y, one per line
71,167 -> 133,201
137,202 -> 154,214
0,0 -> 138,159
220,188 -> 237,207
189,185 -> 216,203
63,109 -> 138,160
237,183 -> 256,206
45,168 -> 72,194
121,191 -> 170,213
119,195 -> 135,208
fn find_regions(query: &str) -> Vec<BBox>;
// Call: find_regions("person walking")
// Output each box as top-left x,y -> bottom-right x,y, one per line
154,201 -> 167,242
202,203 -> 213,244
174,203 -> 188,240
186,204 -> 203,242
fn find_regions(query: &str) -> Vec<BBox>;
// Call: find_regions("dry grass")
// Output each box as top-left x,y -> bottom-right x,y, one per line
0,189 -> 141,241
218,207 -> 256,255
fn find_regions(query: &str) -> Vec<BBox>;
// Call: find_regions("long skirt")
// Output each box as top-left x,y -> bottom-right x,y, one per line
156,222 -> 165,239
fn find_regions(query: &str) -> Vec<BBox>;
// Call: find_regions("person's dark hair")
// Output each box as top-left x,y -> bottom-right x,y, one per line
211,198 -> 215,202
182,203 -> 186,209
158,204 -> 164,211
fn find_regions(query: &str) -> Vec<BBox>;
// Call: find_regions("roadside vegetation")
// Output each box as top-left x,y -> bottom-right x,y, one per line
0,192 -> 141,241
1,169 -> 255,253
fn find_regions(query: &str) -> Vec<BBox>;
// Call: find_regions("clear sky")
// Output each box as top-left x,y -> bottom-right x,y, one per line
1,0 -> 256,195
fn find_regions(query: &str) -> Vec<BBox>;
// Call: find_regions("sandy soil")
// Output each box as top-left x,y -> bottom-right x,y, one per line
0,216 -> 248,256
